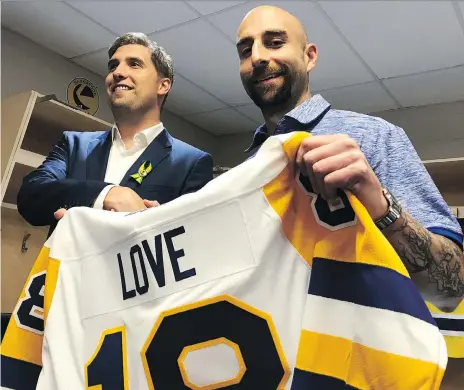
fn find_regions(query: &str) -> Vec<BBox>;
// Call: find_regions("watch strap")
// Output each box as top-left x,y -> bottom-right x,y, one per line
375,188 -> 402,230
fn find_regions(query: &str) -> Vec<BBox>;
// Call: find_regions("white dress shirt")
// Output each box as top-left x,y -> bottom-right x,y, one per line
93,122 -> 165,209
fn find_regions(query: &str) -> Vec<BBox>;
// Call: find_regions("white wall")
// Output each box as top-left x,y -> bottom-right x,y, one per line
372,100 -> 464,161
214,132 -> 254,167
1,27 -> 114,122
1,27 -> 216,155
160,109 -> 216,155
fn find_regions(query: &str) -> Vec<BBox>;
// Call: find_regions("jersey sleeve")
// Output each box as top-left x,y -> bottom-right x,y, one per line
1,245 -> 59,390
366,120 -> 463,246
264,131 -> 448,389
426,299 -> 464,358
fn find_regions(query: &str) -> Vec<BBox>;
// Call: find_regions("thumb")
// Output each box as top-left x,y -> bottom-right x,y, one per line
143,199 -> 160,208
54,208 -> 67,220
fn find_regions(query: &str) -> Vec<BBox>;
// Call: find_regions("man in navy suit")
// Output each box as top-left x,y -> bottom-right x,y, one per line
17,33 -> 213,234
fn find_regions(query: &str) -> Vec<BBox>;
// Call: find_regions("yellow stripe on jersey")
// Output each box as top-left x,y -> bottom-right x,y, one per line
2,246 -> 49,366
1,246 -> 60,367
427,300 -> 464,358
296,330 -> 444,390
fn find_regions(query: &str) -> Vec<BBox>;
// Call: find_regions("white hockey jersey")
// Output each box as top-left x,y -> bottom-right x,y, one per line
1,132 -> 449,389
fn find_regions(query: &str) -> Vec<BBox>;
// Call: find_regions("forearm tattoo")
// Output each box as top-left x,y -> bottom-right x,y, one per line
385,211 -> 464,297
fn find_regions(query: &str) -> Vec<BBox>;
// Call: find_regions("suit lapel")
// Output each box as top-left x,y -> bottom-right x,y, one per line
86,131 -> 113,181
121,128 -> 173,188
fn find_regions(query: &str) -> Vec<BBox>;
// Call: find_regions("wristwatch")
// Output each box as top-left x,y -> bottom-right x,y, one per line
374,188 -> 403,230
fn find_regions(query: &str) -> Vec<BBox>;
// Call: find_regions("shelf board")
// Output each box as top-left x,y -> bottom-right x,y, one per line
422,156 -> 464,165
15,149 -> 45,168
34,97 -> 112,131
423,157 -> 464,191
1,202 -> 17,210
3,163 -> 35,205
1,91 -> 36,178
21,96 -> 112,156
456,206 -> 464,218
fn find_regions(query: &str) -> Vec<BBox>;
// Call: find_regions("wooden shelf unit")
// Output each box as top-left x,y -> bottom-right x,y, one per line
423,157 -> 464,210
1,90 -> 112,312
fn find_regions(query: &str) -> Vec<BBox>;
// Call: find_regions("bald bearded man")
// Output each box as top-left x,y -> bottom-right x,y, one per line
236,5 -> 464,311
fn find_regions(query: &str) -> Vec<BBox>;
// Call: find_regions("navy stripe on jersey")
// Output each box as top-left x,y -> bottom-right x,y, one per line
0,355 -> 41,390
308,258 -> 436,326
291,368 -> 359,389
433,317 -> 464,332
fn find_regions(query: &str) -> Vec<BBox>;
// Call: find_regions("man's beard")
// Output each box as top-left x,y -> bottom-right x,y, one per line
242,65 -> 301,110
108,96 -> 139,122
109,94 -> 134,109
109,100 -> 132,120
108,92 -> 141,115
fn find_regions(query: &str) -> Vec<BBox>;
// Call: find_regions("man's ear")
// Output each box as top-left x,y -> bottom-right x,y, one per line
158,78 -> 172,98
304,43 -> 318,73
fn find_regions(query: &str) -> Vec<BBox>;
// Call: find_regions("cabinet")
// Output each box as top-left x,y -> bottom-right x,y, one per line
423,157 -> 464,216
1,90 -> 112,312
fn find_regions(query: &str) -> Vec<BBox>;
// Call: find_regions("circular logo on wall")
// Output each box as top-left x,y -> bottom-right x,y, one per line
66,77 -> 99,115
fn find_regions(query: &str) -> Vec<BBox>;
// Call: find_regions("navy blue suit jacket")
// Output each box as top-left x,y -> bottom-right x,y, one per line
17,128 -> 213,232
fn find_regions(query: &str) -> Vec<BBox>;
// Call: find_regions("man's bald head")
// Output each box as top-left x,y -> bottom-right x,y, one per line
237,5 -> 308,49
236,5 -> 317,113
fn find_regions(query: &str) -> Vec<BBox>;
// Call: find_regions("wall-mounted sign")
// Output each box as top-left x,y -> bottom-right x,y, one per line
67,77 -> 99,115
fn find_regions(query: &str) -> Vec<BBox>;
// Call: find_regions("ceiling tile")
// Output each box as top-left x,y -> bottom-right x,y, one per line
383,66 -> 464,108
150,19 -> 253,105
207,1 -> 374,91
69,1 -> 199,36
317,82 -> 399,114
164,74 -> 227,116
72,49 -> 109,77
187,1 -> 247,15
1,1 -> 116,58
319,1 -> 464,78
234,104 -> 264,123
184,108 -> 259,135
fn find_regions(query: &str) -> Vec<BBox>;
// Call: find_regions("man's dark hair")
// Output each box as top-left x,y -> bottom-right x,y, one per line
108,32 -> 174,108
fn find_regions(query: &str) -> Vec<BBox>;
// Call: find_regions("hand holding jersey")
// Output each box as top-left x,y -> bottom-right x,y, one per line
143,199 -> 160,208
296,134 -> 388,221
54,188 -> 160,220
102,186 -> 147,212
296,132 -> 464,315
